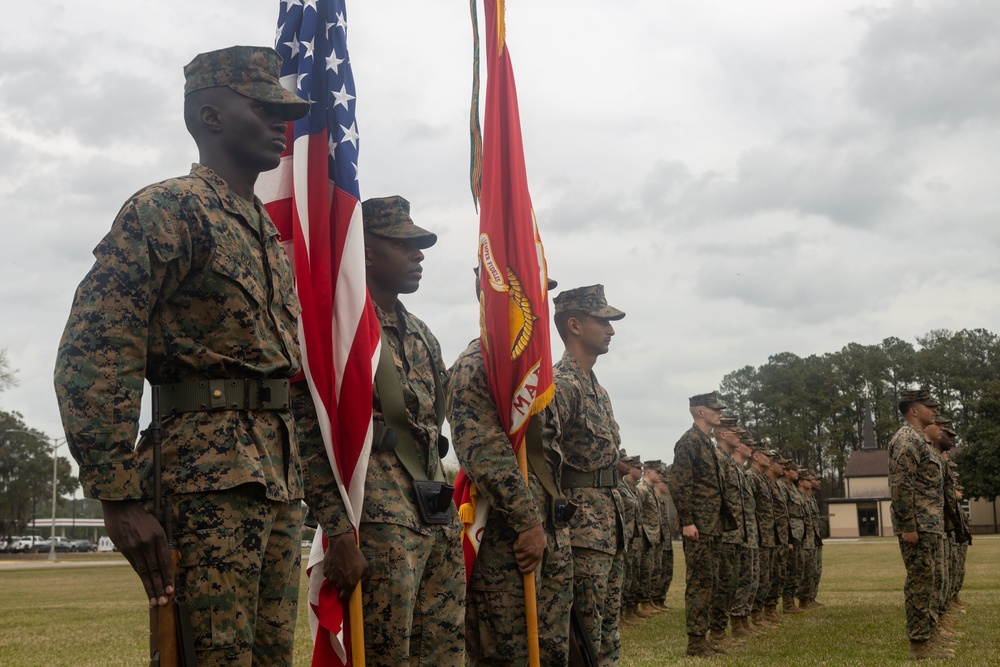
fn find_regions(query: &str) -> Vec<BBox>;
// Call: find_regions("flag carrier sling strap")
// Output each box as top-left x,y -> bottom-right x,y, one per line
374,330 -> 454,524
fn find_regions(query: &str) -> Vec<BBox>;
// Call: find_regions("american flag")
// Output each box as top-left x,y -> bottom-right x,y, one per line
260,1 -> 379,664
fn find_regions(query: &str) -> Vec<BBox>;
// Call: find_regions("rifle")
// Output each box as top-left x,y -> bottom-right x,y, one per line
568,602 -> 598,667
148,386 -> 198,667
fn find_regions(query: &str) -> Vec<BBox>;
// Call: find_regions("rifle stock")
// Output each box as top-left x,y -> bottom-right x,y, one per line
148,386 -> 198,666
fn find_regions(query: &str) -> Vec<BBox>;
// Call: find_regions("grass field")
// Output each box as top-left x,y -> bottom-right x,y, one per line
1,537 -> 997,665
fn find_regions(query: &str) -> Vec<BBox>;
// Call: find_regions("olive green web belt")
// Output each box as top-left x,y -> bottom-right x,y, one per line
561,466 -> 618,489
155,378 -> 290,414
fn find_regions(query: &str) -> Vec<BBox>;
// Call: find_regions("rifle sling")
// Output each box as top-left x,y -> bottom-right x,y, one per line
524,415 -> 564,502
374,330 -> 445,483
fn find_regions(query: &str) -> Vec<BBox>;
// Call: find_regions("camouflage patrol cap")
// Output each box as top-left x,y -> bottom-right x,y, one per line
900,387 -> 940,408
625,455 -> 643,467
689,392 -> 727,410
183,46 -> 309,121
657,463 -> 671,476
553,284 -> 626,321
934,415 -> 958,437
783,460 -> 799,471
362,196 -> 437,249
718,417 -> 740,430
644,459 -> 663,469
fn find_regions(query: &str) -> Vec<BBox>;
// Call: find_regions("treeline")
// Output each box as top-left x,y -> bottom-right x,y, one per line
717,328 -> 1000,499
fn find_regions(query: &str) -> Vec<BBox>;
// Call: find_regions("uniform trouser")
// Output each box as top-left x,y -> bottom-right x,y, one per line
812,542 -> 823,600
767,544 -> 787,606
168,485 -> 302,667
624,537 -> 642,607
898,532 -> 942,641
782,540 -> 800,598
936,534 -> 950,617
709,542 -> 742,631
753,546 -> 774,612
655,543 -> 674,603
466,511 -> 572,666
681,533 -> 721,636
956,543 -> 968,597
572,546 -> 624,666
359,519 -> 466,667
948,538 -> 960,601
638,537 -> 662,603
796,545 -> 816,601
732,546 -> 759,617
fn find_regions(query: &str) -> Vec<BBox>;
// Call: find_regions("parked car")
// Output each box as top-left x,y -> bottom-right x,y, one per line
35,536 -> 76,553
97,536 -> 117,553
1,536 -> 21,553
70,539 -> 97,553
11,535 -> 45,553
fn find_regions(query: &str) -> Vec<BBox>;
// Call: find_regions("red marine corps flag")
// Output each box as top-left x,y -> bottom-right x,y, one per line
260,1 -> 379,665
453,4 -> 554,661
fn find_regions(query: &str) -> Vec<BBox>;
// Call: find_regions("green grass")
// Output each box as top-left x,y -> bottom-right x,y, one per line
0,538 -> 997,665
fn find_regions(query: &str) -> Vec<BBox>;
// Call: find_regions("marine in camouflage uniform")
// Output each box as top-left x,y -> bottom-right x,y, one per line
795,472 -> 817,608
618,454 -> 643,624
54,46 -> 310,666
653,473 -> 676,608
448,337 -> 572,666
728,431 -> 760,638
809,474 -> 825,604
748,445 -> 776,630
635,463 -> 664,615
779,462 -> 806,615
295,197 -> 465,666
667,392 -> 729,657
709,419 -> 747,646
765,455 -> 790,624
552,285 -> 626,666
888,389 -> 953,659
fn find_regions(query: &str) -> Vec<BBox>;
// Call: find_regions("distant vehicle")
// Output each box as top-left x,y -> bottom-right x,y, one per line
70,539 -> 97,553
0,536 -> 21,553
97,536 -> 117,553
11,535 -> 45,553
35,536 -> 76,553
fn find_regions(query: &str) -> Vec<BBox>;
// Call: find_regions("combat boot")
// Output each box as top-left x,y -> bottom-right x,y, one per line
710,629 -> 741,649
685,634 -> 716,657
619,606 -> 638,628
742,615 -> 766,636
908,640 -> 955,660
751,609 -> 775,629
634,602 -> 655,618
729,616 -> 752,640
782,595 -> 804,614
651,600 -> 670,612
764,605 -> 786,624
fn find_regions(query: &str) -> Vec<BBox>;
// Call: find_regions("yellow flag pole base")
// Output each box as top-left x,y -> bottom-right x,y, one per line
350,544 -> 366,667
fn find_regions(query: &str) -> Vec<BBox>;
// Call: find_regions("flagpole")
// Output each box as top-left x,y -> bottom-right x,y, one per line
516,444 -> 541,667
350,533 -> 366,667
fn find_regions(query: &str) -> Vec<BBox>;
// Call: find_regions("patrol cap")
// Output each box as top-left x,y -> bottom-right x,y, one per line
625,455 -> 643,467
553,284 -> 626,321
644,459 -> 663,470
900,387 -> 940,408
934,415 -> 958,437
362,196 -> 437,249
183,46 -> 309,121
783,460 -> 799,472
689,392 -> 727,410
718,417 -> 740,430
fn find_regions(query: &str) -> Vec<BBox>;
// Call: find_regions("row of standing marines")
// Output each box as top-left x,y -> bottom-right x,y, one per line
49,44 -> 974,667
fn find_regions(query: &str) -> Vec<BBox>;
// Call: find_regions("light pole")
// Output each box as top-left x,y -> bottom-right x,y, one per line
3,429 -> 67,561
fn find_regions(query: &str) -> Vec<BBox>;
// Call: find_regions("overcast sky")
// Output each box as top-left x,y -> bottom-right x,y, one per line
2,0 -> 999,480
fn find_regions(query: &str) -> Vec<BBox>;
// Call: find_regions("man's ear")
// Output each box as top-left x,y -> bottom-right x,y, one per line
566,315 -> 582,336
199,103 -> 223,135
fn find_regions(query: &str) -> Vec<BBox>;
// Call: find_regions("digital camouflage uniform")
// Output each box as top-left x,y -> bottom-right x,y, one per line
618,474 -> 641,611
635,477 -> 662,607
732,464 -> 759,618
810,487 -> 824,601
667,422 -> 725,638
54,162 -> 305,667
889,422 -> 945,642
796,483 -> 816,603
295,300 -> 465,667
781,479 -> 806,602
767,474 -> 790,610
654,483 -> 676,605
710,448 -> 747,634
554,351 -> 624,666
748,466 -> 775,615
928,446 -> 950,621
447,340 -> 572,667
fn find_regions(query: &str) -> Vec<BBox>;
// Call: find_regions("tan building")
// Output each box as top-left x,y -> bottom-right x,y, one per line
829,446 -> 1000,537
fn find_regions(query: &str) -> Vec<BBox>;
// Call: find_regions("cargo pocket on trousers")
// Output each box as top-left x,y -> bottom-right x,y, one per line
178,527 -> 239,650
360,550 -> 390,648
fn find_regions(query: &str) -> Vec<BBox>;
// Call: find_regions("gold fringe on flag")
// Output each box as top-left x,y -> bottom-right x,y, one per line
469,0 -> 483,209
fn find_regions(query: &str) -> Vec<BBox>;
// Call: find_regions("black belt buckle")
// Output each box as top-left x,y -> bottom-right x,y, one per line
413,480 -> 455,525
